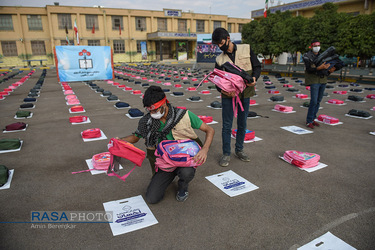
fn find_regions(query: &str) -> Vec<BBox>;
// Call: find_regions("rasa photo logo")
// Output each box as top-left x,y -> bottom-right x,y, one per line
30,211 -> 113,229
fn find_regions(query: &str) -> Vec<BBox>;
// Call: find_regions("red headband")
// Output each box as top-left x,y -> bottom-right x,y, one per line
311,42 -> 320,46
146,96 -> 167,111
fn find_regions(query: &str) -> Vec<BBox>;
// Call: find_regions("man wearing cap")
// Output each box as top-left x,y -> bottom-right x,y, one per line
120,86 -> 214,203
303,39 -> 335,129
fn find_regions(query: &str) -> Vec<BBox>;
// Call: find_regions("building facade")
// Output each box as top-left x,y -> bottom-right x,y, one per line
0,5 -> 250,67
252,0 -> 374,19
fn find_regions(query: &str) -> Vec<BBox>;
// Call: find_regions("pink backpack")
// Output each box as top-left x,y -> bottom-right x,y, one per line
92,152 -> 111,170
283,150 -> 320,168
274,104 -> 293,112
197,67 -> 246,117
328,99 -> 344,104
155,139 -> 202,172
232,129 -> 255,141
317,114 -> 339,124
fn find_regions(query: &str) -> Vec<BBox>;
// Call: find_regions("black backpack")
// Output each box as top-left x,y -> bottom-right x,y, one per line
20,103 -> 34,109
247,111 -> 257,117
23,98 -> 36,102
287,88 -> 299,92
0,165 -> 10,187
348,109 -> 370,117
115,102 -> 130,108
270,96 -> 284,102
350,89 -> 362,93
107,95 -> 119,101
265,86 -> 276,89
173,92 -> 184,96
210,101 -> 222,108
303,101 -> 310,107
102,91 -> 112,96
128,108 -> 144,117
189,96 -> 200,101
348,95 -> 364,102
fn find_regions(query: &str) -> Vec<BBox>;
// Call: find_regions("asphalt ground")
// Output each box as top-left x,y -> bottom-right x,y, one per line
0,66 -> 374,249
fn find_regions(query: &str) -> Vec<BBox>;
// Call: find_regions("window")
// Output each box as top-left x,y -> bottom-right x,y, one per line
178,19 -> 187,32
113,40 -> 125,53
86,15 -> 98,30
135,17 -> 146,31
31,41 -> 46,55
238,24 -> 244,33
1,41 -> 17,56
112,16 -> 123,30
0,15 -> 13,31
58,14 -> 72,29
137,41 -> 147,53
213,21 -> 221,30
61,40 -> 74,45
88,40 -> 100,46
27,15 -> 43,31
157,18 -> 167,31
227,23 -> 232,33
196,20 -> 205,33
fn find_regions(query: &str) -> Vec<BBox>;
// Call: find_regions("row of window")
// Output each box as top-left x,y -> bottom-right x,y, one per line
0,14 -> 241,33
0,40 -> 148,56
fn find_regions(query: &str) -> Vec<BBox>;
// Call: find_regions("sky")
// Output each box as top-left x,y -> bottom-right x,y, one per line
1,0 -> 298,19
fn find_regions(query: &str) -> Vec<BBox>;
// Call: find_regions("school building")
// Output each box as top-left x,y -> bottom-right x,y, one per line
0,4 -> 250,67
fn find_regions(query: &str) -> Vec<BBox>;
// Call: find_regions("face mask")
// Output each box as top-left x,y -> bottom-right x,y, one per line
219,39 -> 229,52
150,107 -> 165,119
312,46 -> 320,53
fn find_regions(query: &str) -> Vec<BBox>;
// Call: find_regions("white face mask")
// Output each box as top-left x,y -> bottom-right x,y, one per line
150,107 -> 165,119
312,46 -> 321,53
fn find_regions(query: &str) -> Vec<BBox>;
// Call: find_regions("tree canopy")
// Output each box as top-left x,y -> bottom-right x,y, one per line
242,3 -> 375,65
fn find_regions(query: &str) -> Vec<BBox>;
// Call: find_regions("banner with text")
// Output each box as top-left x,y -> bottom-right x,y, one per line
55,46 -> 113,82
196,33 -> 242,63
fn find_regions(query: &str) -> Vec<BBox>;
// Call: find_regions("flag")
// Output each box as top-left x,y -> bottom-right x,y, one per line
74,19 -> 80,45
264,0 -> 269,18
92,23 -> 95,34
119,23 -> 121,35
65,24 -> 70,45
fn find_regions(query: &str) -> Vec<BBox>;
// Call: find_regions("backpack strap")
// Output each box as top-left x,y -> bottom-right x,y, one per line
107,155 -> 137,182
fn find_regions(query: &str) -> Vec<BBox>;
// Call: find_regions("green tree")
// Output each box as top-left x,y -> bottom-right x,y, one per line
337,12 -> 375,67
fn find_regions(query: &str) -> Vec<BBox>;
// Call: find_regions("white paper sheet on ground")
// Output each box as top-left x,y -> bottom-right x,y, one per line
69,109 -> 86,114
345,114 -> 372,119
300,106 -> 323,109
281,126 -> 313,135
268,99 -> 286,103
14,113 -> 33,119
85,159 -> 123,175
0,169 -> 14,190
231,135 -> 263,143
369,132 -> 375,136
170,94 -> 184,97
71,118 -> 91,125
125,114 -> 143,119
250,103 -> 259,106
103,195 -> 158,236
81,130 -> 107,142
272,109 -> 296,114
206,121 -> 218,125
346,99 -> 366,103
297,231 -> 356,250
325,102 -> 347,106
205,170 -> 259,197
279,156 -> 328,172
3,124 -> 28,133
186,98 -> 203,102
0,140 -> 23,154
206,106 -> 222,110
107,99 -> 120,102
314,119 -> 343,126
215,95 -> 221,99
66,102 -> 80,106
114,105 -> 131,109
247,116 -> 261,119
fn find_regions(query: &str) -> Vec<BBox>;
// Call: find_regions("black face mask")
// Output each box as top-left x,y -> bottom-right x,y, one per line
219,39 -> 229,52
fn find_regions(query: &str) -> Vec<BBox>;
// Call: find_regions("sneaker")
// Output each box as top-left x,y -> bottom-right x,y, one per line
313,121 -> 320,127
234,151 -> 250,162
176,190 -> 189,202
219,155 -> 230,167
306,123 -> 314,129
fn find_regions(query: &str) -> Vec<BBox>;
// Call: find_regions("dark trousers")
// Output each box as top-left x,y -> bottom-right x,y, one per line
145,167 -> 196,204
